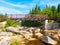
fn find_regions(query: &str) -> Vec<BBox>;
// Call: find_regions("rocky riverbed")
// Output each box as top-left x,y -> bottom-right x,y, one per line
0,27 -> 60,45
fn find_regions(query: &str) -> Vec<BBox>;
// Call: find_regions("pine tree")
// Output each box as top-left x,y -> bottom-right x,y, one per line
51,6 -> 57,19
29,5 -> 41,14
34,5 -> 41,14
57,4 -> 60,12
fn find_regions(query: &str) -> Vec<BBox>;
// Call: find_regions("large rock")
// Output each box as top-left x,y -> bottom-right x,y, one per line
0,21 -> 6,27
6,27 -> 20,34
41,36 -> 57,45
0,32 -> 13,36
0,40 -> 10,45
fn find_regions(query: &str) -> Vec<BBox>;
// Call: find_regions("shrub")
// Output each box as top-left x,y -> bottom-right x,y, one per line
5,19 -> 14,27
5,19 -> 21,27
48,20 -> 52,23
21,20 -> 42,27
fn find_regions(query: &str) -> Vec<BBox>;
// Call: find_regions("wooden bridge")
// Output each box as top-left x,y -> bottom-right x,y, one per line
6,14 -> 57,21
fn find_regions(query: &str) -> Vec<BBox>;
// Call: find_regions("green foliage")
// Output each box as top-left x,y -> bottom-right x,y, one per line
29,4 -> 60,23
57,4 -> 60,12
12,22 -> 21,27
29,5 -> 41,14
51,6 -> 56,13
51,6 -> 57,18
56,13 -> 60,24
6,19 -> 21,27
42,6 -> 52,15
57,12 -> 60,20
29,9 -> 35,14
6,19 -> 14,27
34,5 -> 41,14
48,20 -> 52,23
21,20 -> 42,27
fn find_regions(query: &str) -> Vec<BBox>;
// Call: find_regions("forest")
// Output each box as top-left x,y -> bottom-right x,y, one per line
29,4 -> 60,21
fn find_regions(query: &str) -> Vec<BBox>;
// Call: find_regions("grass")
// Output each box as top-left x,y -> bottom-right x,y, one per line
10,38 -> 26,45
0,24 -> 6,32
10,39 -> 20,45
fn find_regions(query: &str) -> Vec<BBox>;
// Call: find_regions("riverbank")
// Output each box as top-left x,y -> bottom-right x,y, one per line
0,26 -> 60,45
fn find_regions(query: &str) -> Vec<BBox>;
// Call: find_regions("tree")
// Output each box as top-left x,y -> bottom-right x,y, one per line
29,5 -> 41,14
51,6 -> 57,19
29,9 -> 35,14
57,4 -> 60,13
34,5 -> 41,14
51,6 -> 56,15
42,6 -> 52,15
57,4 -> 60,21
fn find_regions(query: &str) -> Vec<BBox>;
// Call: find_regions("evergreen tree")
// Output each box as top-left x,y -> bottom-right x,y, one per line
29,4 -> 60,21
51,6 -> 57,18
34,5 -> 41,14
29,9 -> 35,14
51,6 -> 56,14
31,9 -> 35,14
29,5 -> 41,14
57,4 -> 60,13
57,4 -> 60,20
42,5 -> 52,15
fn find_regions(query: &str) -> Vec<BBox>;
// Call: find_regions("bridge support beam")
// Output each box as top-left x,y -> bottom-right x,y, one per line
45,19 -> 48,30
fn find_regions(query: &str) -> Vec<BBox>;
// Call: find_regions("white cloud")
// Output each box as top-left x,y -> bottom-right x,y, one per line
0,0 -> 37,14
0,0 -> 27,8
1,0 -> 60,14
0,6 -> 22,14
39,0 -> 60,7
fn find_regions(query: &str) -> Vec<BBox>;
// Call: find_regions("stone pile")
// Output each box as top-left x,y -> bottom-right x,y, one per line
0,32 -> 13,36
6,27 -> 43,39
